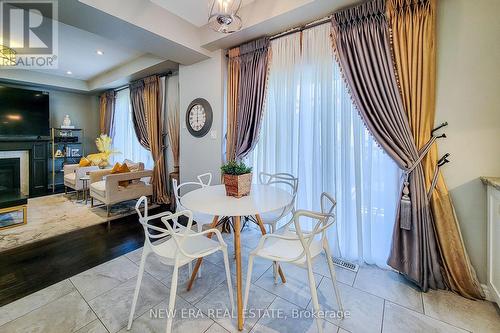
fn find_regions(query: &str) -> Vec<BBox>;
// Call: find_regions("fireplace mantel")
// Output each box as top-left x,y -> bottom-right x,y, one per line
0,140 -> 48,197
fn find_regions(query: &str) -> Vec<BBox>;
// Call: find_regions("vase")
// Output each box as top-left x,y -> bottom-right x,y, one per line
223,173 -> 252,198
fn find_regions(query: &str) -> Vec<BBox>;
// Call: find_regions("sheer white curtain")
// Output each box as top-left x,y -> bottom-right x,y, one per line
111,88 -> 154,169
250,24 -> 401,267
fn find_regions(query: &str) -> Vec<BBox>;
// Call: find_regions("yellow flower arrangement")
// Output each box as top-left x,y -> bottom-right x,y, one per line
86,134 -> 119,168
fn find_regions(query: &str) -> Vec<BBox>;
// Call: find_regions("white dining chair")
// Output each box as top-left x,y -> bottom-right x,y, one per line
258,172 -> 298,282
243,192 -> 343,333
172,173 -> 215,277
258,172 -> 298,233
172,173 -> 215,232
127,196 -> 234,333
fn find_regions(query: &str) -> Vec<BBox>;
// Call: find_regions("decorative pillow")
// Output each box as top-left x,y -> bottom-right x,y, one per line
118,163 -> 130,173
79,157 -> 91,167
110,162 -> 122,174
110,163 -> 131,187
123,159 -> 141,171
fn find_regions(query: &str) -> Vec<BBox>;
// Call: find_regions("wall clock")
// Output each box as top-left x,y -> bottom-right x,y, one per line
186,98 -> 213,138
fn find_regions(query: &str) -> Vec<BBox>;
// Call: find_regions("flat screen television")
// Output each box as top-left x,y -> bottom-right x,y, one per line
0,85 -> 50,138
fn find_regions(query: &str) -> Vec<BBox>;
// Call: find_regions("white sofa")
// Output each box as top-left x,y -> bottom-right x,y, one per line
63,164 -> 99,199
89,162 -> 153,216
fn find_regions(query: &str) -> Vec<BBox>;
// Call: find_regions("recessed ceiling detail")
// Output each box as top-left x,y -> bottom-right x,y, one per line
31,21 -> 143,80
151,0 -> 254,27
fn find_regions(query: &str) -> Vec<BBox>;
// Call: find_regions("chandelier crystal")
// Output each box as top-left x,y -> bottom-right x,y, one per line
0,45 -> 16,66
208,0 -> 242,33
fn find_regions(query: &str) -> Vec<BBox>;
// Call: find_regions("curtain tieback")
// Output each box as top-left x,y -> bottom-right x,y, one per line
427,153 -> 451,201
399,135 -> 437,230
427,165 -> 440,202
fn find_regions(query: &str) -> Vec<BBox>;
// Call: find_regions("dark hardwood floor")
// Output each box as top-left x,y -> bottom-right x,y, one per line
0,205 -> 170,306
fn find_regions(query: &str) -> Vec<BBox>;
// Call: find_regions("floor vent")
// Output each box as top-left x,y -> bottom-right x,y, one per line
332,257 -> 359,272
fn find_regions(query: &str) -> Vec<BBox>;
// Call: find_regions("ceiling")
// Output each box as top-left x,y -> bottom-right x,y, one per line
33,22 -> 144,81
151,0 -> 255,27
0,0 -> 188,92
1,0 -> 359,92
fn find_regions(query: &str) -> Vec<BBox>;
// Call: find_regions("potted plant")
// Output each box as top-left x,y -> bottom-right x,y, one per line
221,161 -> 253,198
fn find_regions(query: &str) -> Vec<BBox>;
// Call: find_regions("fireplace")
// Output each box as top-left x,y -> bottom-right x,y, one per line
0,158 -> 21,195
0,156 -> 27,230
0,141 -> 48,197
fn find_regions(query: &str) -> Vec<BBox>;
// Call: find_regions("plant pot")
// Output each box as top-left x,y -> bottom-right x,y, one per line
223,173 -> 252,198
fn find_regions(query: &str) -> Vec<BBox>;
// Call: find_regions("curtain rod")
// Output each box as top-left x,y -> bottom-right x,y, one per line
225,16 -> 332,57
269,16 -> 332,41
112,71 -> 174,93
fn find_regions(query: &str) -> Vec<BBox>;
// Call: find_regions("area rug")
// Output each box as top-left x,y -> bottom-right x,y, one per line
0,193 -> 157,251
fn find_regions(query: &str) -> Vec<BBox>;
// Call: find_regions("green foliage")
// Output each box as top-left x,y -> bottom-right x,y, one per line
221,161 -> 252,175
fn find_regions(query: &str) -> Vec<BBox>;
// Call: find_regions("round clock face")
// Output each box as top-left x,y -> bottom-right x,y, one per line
188,104 -> 206,131
186,98 -> 213,138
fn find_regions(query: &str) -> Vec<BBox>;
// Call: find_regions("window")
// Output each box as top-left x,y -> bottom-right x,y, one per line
111,88 -> 153,169
250,24 -> 401,267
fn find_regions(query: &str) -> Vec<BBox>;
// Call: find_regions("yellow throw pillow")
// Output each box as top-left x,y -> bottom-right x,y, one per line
110,162 -> 131,187
79,157 -> 91,167
118,163 -> 130,173
110,162 -> 122,174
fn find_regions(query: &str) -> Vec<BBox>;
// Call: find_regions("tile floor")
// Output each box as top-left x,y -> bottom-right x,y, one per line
0,226 -> 499,333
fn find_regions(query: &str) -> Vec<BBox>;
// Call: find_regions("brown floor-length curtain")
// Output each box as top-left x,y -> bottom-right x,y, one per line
331,0 -> 444,291
226,47 -> 240,162
167,101 -> 179,173
99,90 -> 116,137
234,37 -> 271,160
387,0 -> 483,298
129,81 -> 150,150
142,75 -> 169,204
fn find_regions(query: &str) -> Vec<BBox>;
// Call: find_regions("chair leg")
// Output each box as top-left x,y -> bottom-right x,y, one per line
222,246 -> 235,313
107,205 -> 111,217
64,186 -> 67,194
306,256 -> 323,333
243,254 -> 255,314
270,224 -> 278,284
90,197 -> 94,208
127,249 -> 147,330
323,242 -> 344,314
196,223 -> 202,278
166,261 -> 180,333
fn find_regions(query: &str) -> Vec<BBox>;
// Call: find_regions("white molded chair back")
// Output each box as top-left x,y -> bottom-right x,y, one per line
259,172 -> 298,198
197,172 -> 212,186
258,172 -> 299,227
293,192 -> 337,259
172,173 -> 215,232
134,196 -> 198,258
172,172 -> 212,210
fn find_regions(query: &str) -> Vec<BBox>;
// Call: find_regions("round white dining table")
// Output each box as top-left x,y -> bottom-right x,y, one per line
181,184 -> 292,217
181,184 -> 293,331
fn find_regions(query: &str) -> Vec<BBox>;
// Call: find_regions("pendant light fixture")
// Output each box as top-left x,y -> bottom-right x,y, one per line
208,0 -> 242,33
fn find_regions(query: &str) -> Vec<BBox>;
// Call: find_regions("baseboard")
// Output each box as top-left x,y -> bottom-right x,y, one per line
482,284 -> 492,302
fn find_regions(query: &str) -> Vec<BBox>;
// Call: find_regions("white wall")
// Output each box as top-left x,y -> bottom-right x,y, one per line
179,50 -> 225,185
436,0 -> 500,283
